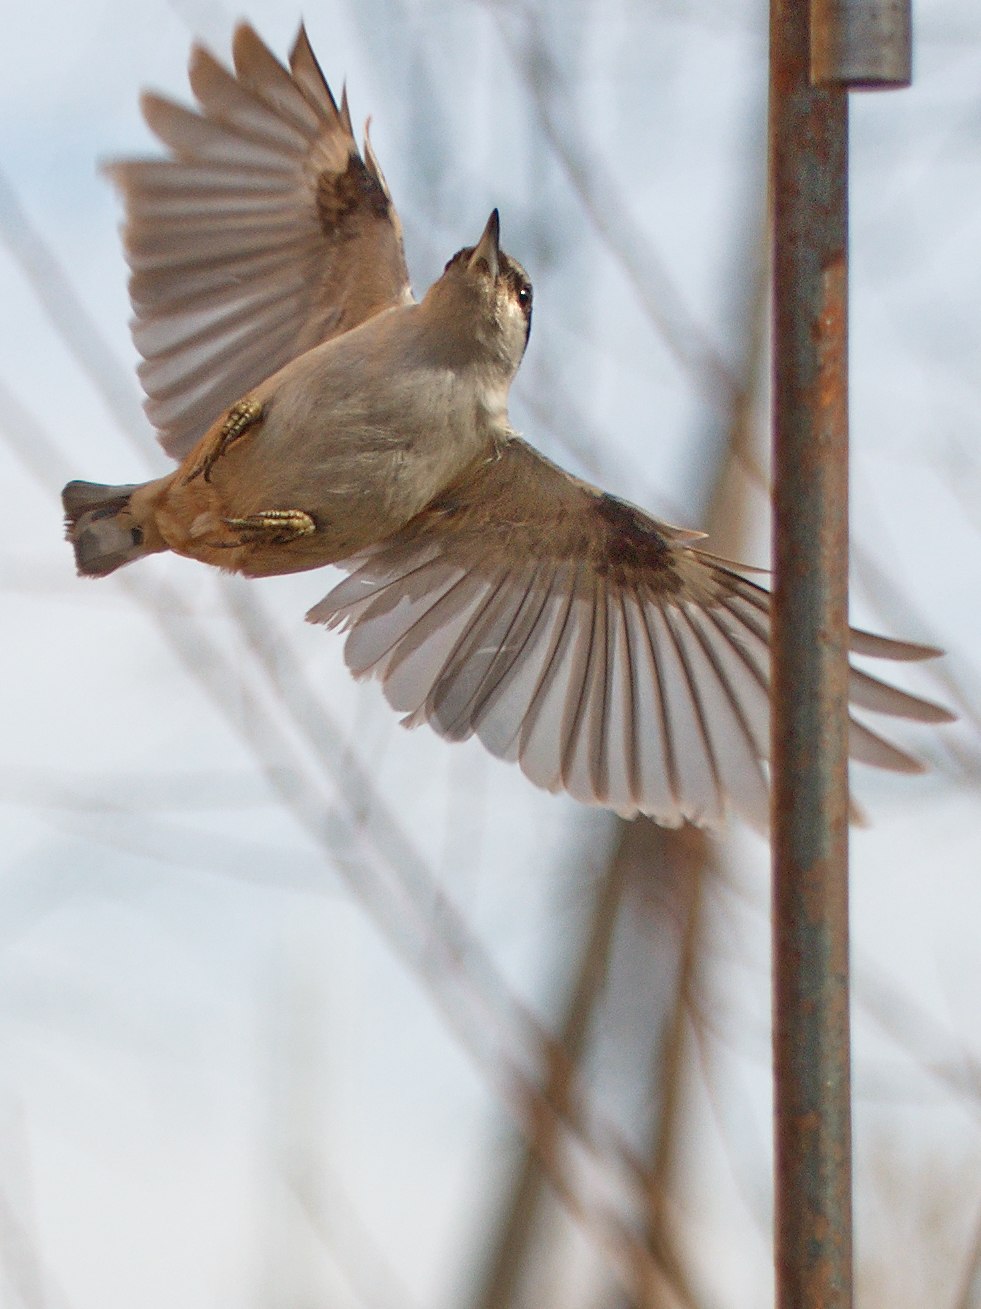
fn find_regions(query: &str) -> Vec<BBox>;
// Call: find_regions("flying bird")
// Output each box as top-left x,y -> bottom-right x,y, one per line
62,24 -> 952,829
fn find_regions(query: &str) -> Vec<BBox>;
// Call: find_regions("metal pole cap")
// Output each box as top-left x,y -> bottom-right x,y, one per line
811,0 -> 912,88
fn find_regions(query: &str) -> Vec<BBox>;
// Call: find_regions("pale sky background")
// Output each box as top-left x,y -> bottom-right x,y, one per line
1,1 -> 980,1306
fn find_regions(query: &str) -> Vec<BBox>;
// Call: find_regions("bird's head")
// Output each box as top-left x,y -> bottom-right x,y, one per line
421,210 -> 533,379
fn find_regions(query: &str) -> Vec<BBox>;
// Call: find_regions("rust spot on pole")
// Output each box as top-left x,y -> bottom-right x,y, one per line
770,0 -> 854,1301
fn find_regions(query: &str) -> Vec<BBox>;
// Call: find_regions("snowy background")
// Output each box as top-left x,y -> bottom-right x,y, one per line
1,0 -> 980,1305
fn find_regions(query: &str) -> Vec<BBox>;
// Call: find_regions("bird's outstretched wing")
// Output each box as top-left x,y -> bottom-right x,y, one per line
108,23 -> 411,460
308,438 -> 952,830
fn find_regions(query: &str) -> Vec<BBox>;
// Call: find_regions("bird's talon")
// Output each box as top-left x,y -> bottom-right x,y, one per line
182,398 -> 265,485
222,509 -> 317,545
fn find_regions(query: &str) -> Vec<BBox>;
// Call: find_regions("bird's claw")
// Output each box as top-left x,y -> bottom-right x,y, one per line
181,398 -> 265,485
222,509 -> 317,545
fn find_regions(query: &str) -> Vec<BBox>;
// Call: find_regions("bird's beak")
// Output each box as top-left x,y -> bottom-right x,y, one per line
468,209 -> 500,279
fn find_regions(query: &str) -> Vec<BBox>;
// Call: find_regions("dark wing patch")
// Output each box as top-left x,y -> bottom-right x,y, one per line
316,156 -> 392,234
591,494 -> 681,587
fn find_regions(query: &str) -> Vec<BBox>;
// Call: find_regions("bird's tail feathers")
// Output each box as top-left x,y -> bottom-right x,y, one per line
63,480 -> 156,577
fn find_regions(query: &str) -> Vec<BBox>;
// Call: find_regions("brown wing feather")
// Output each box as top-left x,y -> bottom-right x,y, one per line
308,438 -> 953,829
108,23 -> 411,460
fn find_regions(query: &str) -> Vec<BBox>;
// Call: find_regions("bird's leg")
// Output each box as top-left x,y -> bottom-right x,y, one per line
181,398 -> 265,485
222,509 -> 318,545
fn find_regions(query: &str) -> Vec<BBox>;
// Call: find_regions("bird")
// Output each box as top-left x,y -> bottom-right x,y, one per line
62,22 -> 953,831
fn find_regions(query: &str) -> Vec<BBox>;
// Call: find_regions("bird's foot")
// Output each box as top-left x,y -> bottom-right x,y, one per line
181,398 -> 265,484
222,509 -> 317,545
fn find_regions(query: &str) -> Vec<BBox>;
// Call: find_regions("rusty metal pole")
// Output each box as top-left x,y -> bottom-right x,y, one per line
769,0 -> 911,1303
769,4 -> 852,1308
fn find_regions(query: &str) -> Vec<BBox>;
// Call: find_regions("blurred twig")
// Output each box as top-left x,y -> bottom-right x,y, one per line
0,170 -> 146,444
0,1111 -> 70,1309
469,843 -> 627,1309
489,0 -> 744,419
631,827 -> 708,1309
256,929 -> 420,1309
952,1194 -> 981,1309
